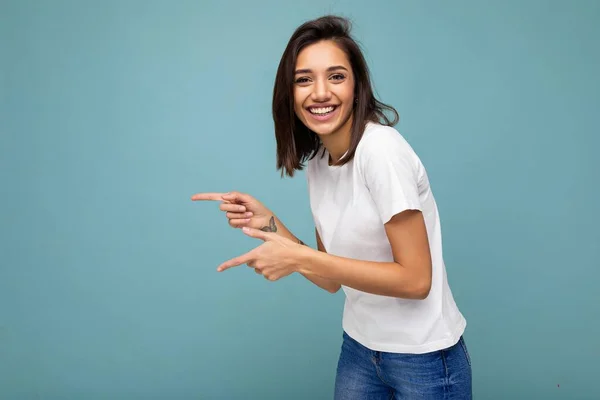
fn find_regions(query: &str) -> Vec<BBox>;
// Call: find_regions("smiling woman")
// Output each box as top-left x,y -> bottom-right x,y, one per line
272,16 -> 399,177
192,15 -> 471,399
293,51 -> 354,137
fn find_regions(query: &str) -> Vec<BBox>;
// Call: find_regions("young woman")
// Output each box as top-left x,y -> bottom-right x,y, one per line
192,15 -> 472,399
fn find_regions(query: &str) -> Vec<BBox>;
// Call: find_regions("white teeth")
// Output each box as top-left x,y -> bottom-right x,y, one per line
309,106 -> 335,115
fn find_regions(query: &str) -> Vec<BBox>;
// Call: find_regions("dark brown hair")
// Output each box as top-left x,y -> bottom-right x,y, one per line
272,15 -> 399,177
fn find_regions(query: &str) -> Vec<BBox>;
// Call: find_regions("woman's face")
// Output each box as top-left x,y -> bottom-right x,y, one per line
293,40 -> 355,138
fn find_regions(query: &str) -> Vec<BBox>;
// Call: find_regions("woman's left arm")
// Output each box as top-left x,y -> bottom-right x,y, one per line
297,208 -> 432,300
216,208 -> 432,300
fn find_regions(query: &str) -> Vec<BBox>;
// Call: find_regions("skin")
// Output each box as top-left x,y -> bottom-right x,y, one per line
191,40 -> 432,300
293,40 -> 355,163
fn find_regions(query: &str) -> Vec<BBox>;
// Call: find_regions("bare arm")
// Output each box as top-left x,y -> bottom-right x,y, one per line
298,230 -> 341,293
296,210 -> 432,299
265,217 -> 340,293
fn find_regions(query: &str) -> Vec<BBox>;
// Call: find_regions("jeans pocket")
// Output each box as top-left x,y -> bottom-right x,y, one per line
459,337 -> 472,367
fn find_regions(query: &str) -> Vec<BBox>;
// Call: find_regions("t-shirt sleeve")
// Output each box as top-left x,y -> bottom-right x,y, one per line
358,128 -> 422,224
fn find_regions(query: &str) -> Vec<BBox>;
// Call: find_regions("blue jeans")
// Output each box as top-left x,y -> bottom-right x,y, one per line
334,332 -> 472,399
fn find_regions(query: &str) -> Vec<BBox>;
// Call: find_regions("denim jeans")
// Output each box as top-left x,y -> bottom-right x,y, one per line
334,332 -> 472,399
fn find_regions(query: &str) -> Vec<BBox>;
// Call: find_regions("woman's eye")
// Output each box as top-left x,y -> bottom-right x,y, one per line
295,77 -> 310,84
331,74 -> 345,81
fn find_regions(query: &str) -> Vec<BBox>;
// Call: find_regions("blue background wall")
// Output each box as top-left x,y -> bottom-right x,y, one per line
1,0 -> 598,398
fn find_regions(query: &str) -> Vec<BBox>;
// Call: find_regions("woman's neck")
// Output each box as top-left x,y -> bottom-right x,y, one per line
320,116 -> 353,165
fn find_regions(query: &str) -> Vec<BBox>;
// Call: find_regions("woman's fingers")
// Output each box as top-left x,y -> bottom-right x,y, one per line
219,203 -> 246,213
229,218 -> 251,227
222,192 -> 253,204
191,192 -> 227,201
220,202 -> 253,221
192,192 -> 257,230
216,200 -> 253,228
226,211 -> 253,219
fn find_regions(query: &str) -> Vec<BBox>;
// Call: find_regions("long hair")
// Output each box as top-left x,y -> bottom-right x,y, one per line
272,15 -> 399,177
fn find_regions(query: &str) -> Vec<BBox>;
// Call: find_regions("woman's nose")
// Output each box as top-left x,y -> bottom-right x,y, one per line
311,79 -> 331,101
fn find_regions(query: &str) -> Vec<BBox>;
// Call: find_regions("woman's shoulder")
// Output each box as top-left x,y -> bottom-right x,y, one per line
357,122 -> 417,161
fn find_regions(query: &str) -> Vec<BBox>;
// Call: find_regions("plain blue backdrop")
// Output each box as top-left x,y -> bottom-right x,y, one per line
1,0 -> 599,398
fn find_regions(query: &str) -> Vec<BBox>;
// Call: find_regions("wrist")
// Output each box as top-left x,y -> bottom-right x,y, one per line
257,214 -> 278,232
294,244 -> 316,274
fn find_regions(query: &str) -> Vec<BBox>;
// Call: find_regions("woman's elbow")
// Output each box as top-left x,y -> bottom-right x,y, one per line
399,271 -> 432,300
327,284 -> 342,294
412,278 -> 432,300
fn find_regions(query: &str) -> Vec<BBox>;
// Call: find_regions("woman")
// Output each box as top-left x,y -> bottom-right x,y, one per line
192,15 -> 472,399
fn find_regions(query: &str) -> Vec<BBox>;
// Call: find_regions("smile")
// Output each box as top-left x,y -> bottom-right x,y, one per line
307,104 -> 339,122
308,105 -> 337,115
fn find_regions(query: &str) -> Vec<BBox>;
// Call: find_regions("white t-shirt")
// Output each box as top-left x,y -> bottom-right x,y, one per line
306,121 -> 466,354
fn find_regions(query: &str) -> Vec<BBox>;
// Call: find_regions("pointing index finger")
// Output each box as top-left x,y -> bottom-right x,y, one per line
217,250 -> 254,272
191,192 -> 228,201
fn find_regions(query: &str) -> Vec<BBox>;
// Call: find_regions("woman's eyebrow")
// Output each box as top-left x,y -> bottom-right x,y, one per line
294,65 -> 349,74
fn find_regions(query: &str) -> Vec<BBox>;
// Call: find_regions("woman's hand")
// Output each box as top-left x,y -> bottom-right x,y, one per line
192,190 -> 311,282
217,227 -> 307,281
191,191 -> 275,231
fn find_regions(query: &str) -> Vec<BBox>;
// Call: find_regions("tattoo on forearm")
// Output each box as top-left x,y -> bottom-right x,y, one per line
259,216 -> 305,245
260,216 -> 277,232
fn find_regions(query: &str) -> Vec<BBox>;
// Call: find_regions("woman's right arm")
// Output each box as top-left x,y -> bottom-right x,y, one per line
301,229 -> 341,293
267,217 -> 340,294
